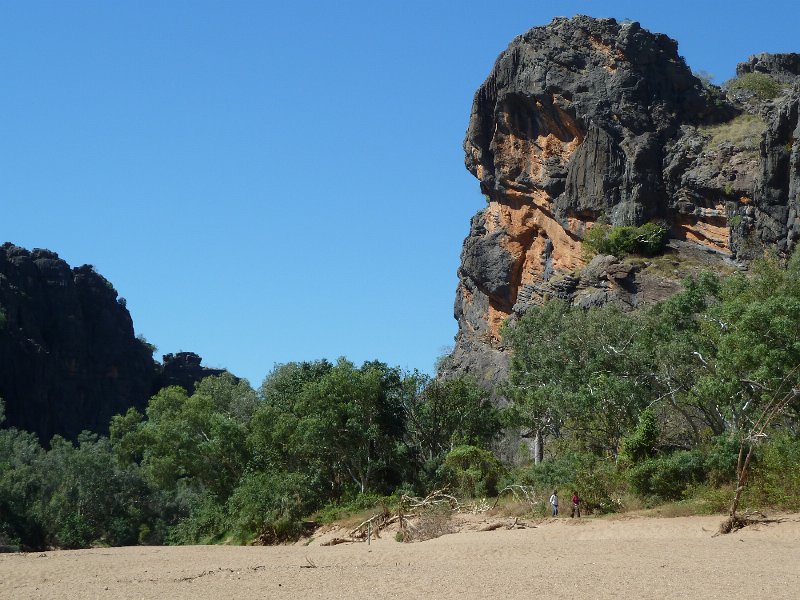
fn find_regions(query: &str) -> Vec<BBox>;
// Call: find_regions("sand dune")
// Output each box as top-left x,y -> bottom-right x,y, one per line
2,513 -> 799,599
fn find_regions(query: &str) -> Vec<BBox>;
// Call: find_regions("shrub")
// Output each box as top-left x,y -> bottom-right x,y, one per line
747,430 -> 800,510
315,492 -> 386,524
58,513 -> 93,549
226,471 -> 311,542
166,490 -> 226,545
583,222 -> 668,258
702,435 -> 740,486
627,450 -> 707,502
728,72 -> 783,100
702,113 -> 766,153
440,445 -> 504,498
511,451 -> 623,514
620,409 -> 658,464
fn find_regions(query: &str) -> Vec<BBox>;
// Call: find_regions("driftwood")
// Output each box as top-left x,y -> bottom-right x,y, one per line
396,489 -> 463,542
319,487 -> 528,545
320,537 -> 355,546
479,517 -> 529,532
491,485 -> 538,509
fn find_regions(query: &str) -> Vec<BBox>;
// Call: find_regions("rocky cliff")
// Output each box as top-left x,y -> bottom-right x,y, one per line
0,243 -> 227,442
448,16 -> 800,386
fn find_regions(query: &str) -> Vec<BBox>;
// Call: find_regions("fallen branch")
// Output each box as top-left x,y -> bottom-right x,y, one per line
320,537 -> 356,546
491,485 -> 537,509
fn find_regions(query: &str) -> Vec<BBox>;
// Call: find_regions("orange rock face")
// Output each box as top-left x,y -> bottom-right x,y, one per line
448,16 -> 797,387
672,210 -> 731,254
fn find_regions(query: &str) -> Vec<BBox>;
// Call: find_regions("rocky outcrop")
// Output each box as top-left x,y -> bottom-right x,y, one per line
449,16 -> 800,384
0,244 -> 228,442
157,352 -> 227,393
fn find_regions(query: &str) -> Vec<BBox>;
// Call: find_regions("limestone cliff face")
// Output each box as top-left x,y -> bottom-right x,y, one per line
0,243 -> 228,442
449,16 -> 800,384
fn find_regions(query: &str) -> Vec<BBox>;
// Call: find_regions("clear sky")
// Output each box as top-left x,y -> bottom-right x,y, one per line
2,1 -> 798,387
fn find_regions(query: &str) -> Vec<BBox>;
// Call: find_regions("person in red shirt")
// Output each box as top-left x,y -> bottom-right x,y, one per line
571,491 -> 581,518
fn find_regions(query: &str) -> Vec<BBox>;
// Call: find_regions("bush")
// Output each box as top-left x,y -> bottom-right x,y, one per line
166,491 -> 226,545
620,409 -> 658,464
58,513 -> 93,549
728,72 -> 783,100
315,492 -> 387,524
440,445 -> 504,498
584,222 -> 668,258
511,451 -> 623,514
627,450 -> 707,502
702,435 -> 740,486
225,471 -> 311,542
747,431 -> 800,510
702,113 -> 766,153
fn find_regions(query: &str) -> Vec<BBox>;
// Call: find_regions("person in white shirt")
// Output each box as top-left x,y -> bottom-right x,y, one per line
549,490 -> 559,517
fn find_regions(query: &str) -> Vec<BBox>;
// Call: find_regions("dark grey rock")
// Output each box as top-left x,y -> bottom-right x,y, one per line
0,243 -> 231,442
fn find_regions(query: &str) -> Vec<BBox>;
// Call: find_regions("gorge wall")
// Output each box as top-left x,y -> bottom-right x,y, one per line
0,243 -> 226,442
448,16 -> 800,386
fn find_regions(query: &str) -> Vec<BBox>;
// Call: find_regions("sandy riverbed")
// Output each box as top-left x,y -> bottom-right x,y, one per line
2,513 -> 798,599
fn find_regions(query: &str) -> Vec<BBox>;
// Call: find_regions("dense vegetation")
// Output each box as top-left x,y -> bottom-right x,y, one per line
0,362 -> 502,550
2,256 -> 799,551
503,254 -> 800,511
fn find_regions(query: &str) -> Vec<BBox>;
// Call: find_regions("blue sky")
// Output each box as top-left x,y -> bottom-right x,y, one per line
2,1 -> 798,387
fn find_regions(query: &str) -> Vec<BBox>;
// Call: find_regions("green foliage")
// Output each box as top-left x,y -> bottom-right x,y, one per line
405,376 -> 502,462
620,409 -> 659,464
510,451 -> 622,514
315,492 -> 388,524
116,383 -> 250,499
728,72 -> 784,100
58,513 -> 93,549
583,221 -> 668,258
701,435 -> 740,486
627,450 -> 707,502
166,488 -> 227,545
504,300 -> 657,454
440,445 -> 504,498
695,255 -> 800,432
250,358 -> 407,496
0,423 -> 48,549
0,306 -> 6,331
747,430 -> 800,509
225,471 -> 310,541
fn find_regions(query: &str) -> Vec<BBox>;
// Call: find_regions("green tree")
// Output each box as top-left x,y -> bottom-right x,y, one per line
0,402 -> 48,549
405,376 -> 502,461
111,382 -> 251,501
250,359 -> 406,497
692,256 -> 800,432
504,301 -> 656,456
440,445 -> 504,497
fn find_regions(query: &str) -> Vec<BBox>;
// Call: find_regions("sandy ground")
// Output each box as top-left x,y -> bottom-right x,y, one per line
2,513 -> 799,599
